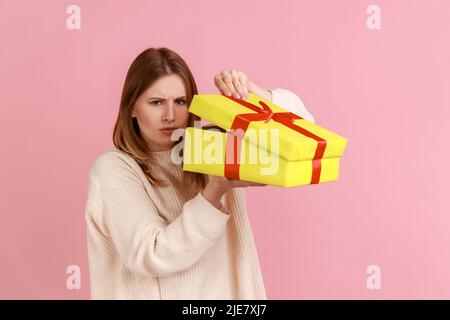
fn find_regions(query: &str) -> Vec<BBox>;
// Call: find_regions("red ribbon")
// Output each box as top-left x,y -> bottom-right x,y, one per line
222,95 -> 327,184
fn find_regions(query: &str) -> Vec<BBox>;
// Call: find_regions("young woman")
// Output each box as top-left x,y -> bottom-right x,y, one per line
85,47 -> 315,300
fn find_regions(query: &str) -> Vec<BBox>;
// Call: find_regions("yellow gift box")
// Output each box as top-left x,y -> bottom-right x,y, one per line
182,93 -> 348,187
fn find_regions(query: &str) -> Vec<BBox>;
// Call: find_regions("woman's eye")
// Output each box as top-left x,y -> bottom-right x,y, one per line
150,100 -> 162,105
176,99 -> 186,105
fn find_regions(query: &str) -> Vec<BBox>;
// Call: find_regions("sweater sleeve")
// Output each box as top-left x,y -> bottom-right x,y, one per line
88,155 -> 230,278
268,87 -> 316,123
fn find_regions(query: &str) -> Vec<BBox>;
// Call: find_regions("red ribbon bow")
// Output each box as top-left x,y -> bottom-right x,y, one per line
223,95 -> 327,184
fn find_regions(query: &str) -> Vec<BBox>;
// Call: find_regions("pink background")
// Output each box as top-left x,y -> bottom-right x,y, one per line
1,0 -> 449,299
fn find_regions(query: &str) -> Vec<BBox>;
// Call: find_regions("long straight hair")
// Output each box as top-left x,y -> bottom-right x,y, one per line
113,47 -> 207,189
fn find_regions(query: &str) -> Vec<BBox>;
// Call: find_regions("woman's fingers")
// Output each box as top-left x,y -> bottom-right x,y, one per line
214,75 -> 232,97
237,72 -> 249,99
230,179 -> 267,188
214,70 -> 250,99
231,70 -> 246,99
222,71 -> 239,98
212,175 -> 267,189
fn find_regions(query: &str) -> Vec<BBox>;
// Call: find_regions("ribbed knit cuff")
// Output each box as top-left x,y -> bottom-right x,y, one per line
191,192 -> 230,223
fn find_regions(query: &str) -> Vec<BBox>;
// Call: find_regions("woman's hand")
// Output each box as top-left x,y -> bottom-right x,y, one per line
214,70 -> 272,101
201,175 -> 267,211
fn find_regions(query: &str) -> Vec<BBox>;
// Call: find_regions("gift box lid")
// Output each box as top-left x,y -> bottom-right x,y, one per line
188,93 -> 348,162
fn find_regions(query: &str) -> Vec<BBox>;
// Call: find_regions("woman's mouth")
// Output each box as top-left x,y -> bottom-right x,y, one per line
159,127 -> 178,136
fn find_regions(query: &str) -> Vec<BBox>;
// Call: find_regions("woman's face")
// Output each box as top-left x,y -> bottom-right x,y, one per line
132,74 -> 190,151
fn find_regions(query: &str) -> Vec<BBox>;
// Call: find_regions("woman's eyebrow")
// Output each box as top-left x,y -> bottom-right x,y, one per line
148,96 -> 187,100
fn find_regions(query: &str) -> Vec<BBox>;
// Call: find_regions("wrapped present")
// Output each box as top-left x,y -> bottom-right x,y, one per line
182,93 -> 348,187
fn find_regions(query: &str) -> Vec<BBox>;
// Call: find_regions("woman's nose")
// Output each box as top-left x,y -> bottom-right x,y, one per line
162,102 -> 176,122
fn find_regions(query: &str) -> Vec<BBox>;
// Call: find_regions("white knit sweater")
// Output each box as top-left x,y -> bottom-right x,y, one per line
85,88 -> 315,299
